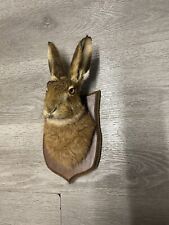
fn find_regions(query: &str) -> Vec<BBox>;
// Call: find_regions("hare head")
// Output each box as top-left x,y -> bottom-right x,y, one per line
43,36 -> 92,123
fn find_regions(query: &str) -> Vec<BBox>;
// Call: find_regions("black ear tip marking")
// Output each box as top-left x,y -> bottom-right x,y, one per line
85,35 -> 92,40
48,41 -> 55,47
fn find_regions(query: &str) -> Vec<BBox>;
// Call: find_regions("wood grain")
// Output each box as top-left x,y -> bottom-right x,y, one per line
1,0 -> 169,224
0,191 -> 60,225
62,191 -> 169,225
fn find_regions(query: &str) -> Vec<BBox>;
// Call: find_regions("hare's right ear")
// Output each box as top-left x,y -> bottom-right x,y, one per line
70,36 -> 92,83
48,42 -> 65,80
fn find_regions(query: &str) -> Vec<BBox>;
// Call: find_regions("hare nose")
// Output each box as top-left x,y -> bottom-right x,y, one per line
48,114 -> 53,119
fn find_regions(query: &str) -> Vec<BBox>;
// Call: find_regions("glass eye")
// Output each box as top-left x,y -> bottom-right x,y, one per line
68,87 -> 75,95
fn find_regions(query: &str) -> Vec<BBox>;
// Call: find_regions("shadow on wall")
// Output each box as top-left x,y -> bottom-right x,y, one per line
82,47 -> 100,95
123,80 -> 169,225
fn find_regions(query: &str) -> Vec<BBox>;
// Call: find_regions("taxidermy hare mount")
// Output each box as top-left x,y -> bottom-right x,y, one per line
43,36 -> 101,181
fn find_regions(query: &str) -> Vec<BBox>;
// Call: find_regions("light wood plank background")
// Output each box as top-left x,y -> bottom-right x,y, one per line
1,0 -> 169,224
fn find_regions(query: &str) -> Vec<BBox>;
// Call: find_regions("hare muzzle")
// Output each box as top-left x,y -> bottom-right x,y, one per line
43,106 -> 57,119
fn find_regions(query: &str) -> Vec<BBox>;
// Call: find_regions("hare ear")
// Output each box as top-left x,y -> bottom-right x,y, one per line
70,36 -> 92,83
48,42 -> 65,80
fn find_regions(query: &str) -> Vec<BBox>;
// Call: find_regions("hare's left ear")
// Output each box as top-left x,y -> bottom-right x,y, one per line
48,42 -> 65,80
70,36 -> 92,83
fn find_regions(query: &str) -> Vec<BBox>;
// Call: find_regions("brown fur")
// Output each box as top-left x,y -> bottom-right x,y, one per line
43,36 -> 95,168
44,112 -> 95,168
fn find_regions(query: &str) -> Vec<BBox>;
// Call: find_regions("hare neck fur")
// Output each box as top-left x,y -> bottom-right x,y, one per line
46,109 -> 85,126
44,110 -> 96,169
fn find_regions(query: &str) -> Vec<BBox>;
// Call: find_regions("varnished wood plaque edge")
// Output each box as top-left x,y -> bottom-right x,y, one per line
69,90 -> 102,182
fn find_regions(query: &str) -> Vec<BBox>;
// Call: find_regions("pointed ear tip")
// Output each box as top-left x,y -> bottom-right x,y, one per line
85,35 -> 92,40
48,42 -> 55,47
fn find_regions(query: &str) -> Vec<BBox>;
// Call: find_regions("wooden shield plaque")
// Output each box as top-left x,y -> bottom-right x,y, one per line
43,90 -> 102,182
